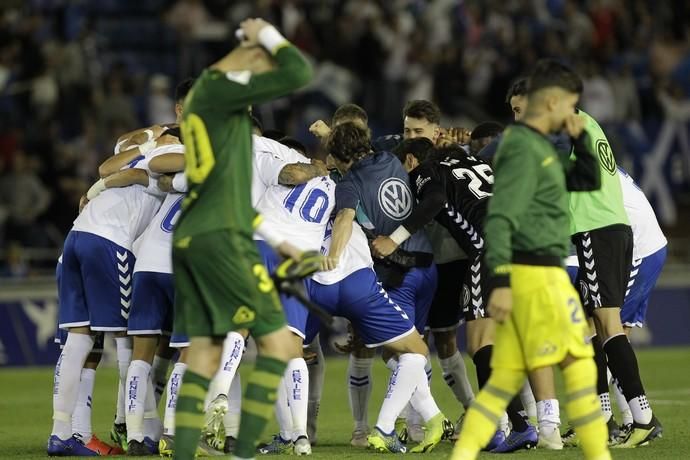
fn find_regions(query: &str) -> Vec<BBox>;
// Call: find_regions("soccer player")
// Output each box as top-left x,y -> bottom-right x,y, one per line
251,135 -> 333,456
48,131 -> 169,455
468,122 -> 504,156
373,139 -> 538,452
509,77 -> 663,448
170,18 -> 312,460
451,59 -> 611,460
325,121 -> 452,453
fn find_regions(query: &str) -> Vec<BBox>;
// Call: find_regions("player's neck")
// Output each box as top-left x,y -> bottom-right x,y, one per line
521,114 -> 551,136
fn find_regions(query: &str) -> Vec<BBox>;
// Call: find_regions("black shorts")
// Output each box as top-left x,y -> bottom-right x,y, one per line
572,224 -> 633,314
462,255 -> 489,322
427,260 -> 467,331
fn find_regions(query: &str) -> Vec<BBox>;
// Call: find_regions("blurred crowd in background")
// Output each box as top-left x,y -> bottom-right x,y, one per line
1,0 -> 689,277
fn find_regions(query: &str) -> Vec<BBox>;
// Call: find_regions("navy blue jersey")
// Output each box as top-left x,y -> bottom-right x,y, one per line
478,130 -> 572,164
336,151 -> 432,254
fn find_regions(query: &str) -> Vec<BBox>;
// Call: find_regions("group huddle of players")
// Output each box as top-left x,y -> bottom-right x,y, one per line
46,18 -> 667,460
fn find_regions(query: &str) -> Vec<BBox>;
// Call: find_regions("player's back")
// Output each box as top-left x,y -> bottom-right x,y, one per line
133,192 -> 184,274
618,167 -> 666,259
413,153 -> 492,255
339,151 -> 431,254
251,134 -> 307,206
256,175 -> 336,252
73,181 -> 162,251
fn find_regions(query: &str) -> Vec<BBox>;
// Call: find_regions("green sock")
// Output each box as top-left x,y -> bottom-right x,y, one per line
173,370 -> 209,460
235,355 -> 287,459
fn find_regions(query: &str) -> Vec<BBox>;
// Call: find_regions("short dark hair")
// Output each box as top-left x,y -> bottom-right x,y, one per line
528,59 -> 583,95
392,138 -> 434,163
279,136 -> 307,156
332,103 -> 368,125
175,78 -> 195,103
505,77 -> 528,103
326,122 -> 371,163
470,121 -> 504,141
403,100 -> 441,125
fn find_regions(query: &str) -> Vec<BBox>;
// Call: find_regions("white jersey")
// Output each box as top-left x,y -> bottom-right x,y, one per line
72,143 -> 182,250
618,168 -> 667,259
133,192 -> 184,274
251,134 -> 308,207
312,220 -> 373,285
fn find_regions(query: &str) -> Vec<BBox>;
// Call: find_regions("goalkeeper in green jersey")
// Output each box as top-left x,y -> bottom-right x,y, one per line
171,18 -> 312,460
451,59 -> 610,460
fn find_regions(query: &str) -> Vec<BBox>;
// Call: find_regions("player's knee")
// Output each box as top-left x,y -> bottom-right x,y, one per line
131,336 -> 159,363
593,308 -> 624,340
256,327 -> 298,362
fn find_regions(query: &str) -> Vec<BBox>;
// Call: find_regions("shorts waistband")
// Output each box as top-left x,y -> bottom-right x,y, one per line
512,251 -> 562,267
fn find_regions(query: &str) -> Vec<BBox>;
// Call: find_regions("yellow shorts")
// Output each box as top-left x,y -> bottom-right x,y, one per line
491,264 -> 593,372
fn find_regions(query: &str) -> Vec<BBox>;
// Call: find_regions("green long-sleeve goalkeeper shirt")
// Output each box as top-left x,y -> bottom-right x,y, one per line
484,122 -> 600,290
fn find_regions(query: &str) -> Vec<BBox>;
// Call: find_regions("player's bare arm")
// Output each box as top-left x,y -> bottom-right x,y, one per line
149,153 -> 186,174
277,160 -> 329,186
115,124 -> 167,151
324,208 -> 355,270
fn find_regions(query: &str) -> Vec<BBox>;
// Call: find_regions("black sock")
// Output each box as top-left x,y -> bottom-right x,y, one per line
603,334 -> 645,401
591,335 -> 610,395
472,344 -> 528,432
472,345 -> 492,389
507,397 -> 529,432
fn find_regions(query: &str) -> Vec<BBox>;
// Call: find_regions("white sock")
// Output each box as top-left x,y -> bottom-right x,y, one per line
499,413 -> 510,434
52,333 -> 95,440
409,356 -> 442,422
144,377 -> 162,441
306,339 -> 325,439
208,332 -> 244,406
151,355 -> 171,407
224,373 -> 242,438
126,359 -> 151,442
376,353 -> 430,433
612,378 -> 633,425
520,381 -> 537,419
536,399 -> 561,435
276,376 -> 292,441
72,368 -> 97,443
629,395 -> 652,425
385,357 -> 398,372
599,392 -> 613,423
439,351 -> 475,408
285,358 -> 309,440
163,362 -> 187,436
115,336 -> 132,424
348,355 -> 373,432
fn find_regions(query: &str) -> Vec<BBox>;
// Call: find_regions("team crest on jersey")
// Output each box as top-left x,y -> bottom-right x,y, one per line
378,178 -> 412,220
596,139 -> 616,176
462,284 -> 470,308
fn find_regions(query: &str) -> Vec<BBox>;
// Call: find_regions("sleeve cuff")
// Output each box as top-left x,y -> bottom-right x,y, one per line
258,25 -> 288,54
172,173 -> 188,193
389,225 -> 411,245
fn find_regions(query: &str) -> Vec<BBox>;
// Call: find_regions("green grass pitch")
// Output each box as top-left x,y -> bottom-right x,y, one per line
1,347 -> 689,459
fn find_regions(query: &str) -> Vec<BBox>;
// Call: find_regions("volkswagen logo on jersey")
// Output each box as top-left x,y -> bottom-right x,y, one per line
378,178 -> 412,220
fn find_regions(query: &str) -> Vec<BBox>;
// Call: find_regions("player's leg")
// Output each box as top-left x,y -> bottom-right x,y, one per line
304,321 -> 325,444
451,316 -> 526,460
222,366 -> 242,453
50,232 -> 111,455
255,240 -> 310,453
152,336 -> 175,406
204,329 -> 246,449
527,366 -> 563,449
336,268 -> 451,453
159,338 -> 188,457
576,228 -> 661,447
348,345 -> 376,446
430,260 -> 474,428
125,272 -> 170,453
